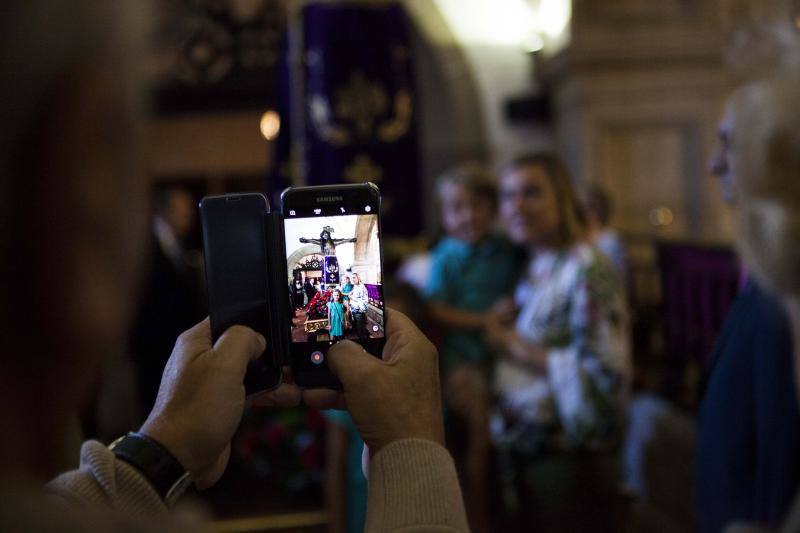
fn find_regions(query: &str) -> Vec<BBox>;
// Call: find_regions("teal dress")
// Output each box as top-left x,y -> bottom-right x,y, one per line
328,301 -> 346,337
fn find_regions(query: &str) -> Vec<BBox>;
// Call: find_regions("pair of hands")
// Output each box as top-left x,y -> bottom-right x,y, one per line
483,297 -> 517,347
483,298 -> 549,370
140,309 -> 444,489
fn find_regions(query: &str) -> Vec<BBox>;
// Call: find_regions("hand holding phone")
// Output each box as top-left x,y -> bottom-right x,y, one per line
298,308 -> 445,455
200,184 -> 387,391
140,319 -> 267,489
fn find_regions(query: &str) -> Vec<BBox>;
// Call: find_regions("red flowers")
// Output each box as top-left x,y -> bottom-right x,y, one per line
306,287 -> 333,319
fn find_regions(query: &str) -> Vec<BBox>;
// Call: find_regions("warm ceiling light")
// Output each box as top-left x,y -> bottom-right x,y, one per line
260,110 -> 280,140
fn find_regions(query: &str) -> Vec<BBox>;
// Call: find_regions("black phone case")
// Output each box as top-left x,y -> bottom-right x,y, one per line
200,196 -> 290,395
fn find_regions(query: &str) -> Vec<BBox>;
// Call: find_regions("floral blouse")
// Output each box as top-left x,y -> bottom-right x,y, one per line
492,242 -> 631,451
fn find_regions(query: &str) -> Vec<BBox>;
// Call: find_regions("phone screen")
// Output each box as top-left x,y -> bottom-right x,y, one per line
282,186 -> 385,386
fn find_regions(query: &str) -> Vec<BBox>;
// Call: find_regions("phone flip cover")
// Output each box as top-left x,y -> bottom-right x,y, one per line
200,194 -> 285,395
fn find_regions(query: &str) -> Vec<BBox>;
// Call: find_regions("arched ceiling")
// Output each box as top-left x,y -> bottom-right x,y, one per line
405,0 -> 572,167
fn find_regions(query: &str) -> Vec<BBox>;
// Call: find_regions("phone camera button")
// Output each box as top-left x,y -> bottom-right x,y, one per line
310,351 -> 324,365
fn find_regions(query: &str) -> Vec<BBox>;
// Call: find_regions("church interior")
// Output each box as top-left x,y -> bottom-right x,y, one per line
6,0 -> 800,532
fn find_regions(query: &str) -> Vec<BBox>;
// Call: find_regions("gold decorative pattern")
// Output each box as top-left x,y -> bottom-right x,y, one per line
307,66 -> 412,147
344,153 -> 383,183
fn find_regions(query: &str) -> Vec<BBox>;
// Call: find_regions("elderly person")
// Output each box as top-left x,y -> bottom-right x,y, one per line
0,2 -> 467,531
348,273 -> 370,339
696,94 -> 800,533
726,74 -> 800,533
486,153 -> 631,533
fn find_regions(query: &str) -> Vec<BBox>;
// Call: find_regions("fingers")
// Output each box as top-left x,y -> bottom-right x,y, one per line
302,388 -> 347,410
175,318 -> 213,350
382,307 -> 436,364
326,340 -> 380,388
248,383 -> 302,407
383,307 -> 418,336
214,325 -> 267,374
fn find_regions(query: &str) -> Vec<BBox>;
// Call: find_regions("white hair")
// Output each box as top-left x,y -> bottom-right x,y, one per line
732,76 -> 800,298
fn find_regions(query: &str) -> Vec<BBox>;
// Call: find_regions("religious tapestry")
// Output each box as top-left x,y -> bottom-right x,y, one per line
269,1 -> 422,235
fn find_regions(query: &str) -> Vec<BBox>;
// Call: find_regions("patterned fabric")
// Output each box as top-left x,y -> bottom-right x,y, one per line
492,242 -> 631,451
595,229 -> 627,278
424,235 -> 524,369
323,255 -> 340,285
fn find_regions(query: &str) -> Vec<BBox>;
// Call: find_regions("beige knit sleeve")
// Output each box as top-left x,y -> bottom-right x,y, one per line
45,440 -> 168,518
365,439 -> 469,533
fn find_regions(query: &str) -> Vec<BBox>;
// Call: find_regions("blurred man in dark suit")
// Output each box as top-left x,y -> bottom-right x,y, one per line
130,187 -> 206,416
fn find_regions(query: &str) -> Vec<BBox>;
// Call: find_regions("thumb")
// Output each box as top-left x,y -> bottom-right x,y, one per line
214,325 -> 267,374
326,340 -> 380,387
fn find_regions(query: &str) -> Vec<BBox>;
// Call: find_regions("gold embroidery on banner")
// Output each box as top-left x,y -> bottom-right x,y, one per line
377,89 -> 411,142
309,93 -> 351,146
307,65 -> 412,147
335,70 -> 388,141
344,153 -> 383,184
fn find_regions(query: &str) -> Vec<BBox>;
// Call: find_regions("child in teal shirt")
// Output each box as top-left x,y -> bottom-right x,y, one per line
424,163 -> 524,531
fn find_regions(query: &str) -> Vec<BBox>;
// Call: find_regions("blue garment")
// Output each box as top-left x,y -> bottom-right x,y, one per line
324,410 -> 366,533
424,235 -> 524,368
328,301 -> 345,337
696,281 -> 800,532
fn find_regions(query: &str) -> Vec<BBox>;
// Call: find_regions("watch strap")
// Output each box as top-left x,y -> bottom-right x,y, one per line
110,432 -> 191,505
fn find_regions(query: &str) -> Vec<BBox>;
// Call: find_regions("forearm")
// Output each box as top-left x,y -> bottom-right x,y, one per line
365,439 -> 469,533
428,302 -> 485,331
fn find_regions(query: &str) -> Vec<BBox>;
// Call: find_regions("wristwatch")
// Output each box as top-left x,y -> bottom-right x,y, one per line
109,432 -> 192,505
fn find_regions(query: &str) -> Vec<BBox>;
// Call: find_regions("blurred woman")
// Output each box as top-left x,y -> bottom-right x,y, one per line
486,153 -> 631,533
349,273 -> 370,340
730,76 -> 800,533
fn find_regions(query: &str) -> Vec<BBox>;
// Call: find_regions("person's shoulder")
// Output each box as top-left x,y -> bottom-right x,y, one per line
747,280 -> 792,336
569,241 -> 620,283
568,241 -> 602,266
431,236 -> 468,257
482,233 -> 515,253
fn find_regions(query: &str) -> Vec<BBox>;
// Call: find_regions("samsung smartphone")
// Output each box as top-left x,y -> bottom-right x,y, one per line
199,193 -> 282,395
280,183 -> 387,388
